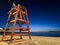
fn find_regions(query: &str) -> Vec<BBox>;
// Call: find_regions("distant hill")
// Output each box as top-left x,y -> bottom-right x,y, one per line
31,30 -> 60,32
0,28 -> 4,32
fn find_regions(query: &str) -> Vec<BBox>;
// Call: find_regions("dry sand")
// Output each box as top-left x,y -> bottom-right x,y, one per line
0,35 -> 60,45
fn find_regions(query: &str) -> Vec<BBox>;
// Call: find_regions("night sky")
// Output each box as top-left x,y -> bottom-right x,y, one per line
0,0 -> 60,31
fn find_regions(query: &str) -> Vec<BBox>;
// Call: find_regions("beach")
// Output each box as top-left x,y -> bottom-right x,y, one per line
0,35 -> 60,45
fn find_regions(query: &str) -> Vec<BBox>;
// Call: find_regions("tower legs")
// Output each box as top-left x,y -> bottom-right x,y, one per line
1,3 -> 31,42
19,30 -> 23,39
2,29 -> 6,41
10,28 -> 14,42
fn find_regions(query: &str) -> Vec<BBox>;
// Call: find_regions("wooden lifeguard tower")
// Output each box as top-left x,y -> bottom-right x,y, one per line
2,2 -> 31,42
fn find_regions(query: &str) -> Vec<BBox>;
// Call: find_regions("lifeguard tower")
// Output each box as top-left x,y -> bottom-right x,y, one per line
2,2 -> 31,42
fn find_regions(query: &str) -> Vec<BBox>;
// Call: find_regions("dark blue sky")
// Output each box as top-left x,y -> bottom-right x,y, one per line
0,0 -> 60,31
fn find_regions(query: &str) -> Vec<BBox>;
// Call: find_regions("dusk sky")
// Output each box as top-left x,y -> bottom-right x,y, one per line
0,0 -> 60,31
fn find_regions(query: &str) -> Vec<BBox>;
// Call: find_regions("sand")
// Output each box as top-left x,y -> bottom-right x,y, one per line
0,35 -> 60,45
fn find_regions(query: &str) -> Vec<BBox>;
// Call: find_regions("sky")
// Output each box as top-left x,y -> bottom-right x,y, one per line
0,0 -> 60,31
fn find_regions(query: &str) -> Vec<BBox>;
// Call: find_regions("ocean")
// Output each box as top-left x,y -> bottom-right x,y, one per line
30,32 -> 60,37
0,31 -> 60,37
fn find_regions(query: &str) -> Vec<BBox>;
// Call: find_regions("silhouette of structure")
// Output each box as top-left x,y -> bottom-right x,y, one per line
2,2 -> 31,42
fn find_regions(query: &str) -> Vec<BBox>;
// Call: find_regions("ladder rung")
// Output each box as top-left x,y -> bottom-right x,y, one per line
22,11 -> 26,14
14,32 -> 29,36
5,27 -> 29,31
